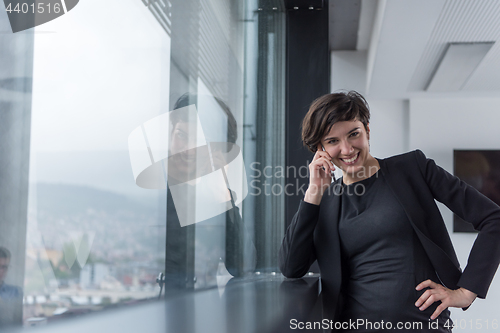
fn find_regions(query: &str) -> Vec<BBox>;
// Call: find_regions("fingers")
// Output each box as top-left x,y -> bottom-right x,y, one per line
312,160 -> 334,178
310,154 -> 334,173
414,281 -> 477,320
319,157 -> 335,172
431,303 -> 448,320
416,289 -> 442,311
415,280 -> 449,320
313,151 -> 335,168
306,148 -> 336,203
415,279 -> 437,291
312,149 -> 332,161
312,146 -> 336,173
310,160 -> 333,180
415,288 -> 433,308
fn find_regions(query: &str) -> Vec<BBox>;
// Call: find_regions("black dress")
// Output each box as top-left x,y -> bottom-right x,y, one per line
337,169 -> 452,332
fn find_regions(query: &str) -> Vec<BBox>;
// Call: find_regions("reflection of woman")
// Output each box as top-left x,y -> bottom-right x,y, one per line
164,94 -> 255,291
279,91 -> 500,332
0,246 -> 22,327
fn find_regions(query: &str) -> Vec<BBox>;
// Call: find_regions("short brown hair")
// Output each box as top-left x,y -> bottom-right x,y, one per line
172,93 -> 237,144
301,91 -> 370,153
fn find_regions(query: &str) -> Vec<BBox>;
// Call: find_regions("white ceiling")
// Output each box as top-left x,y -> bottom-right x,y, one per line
343,0 -> 500,99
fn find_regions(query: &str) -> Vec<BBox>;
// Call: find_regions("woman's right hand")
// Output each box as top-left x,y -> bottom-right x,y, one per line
304,145 -> 335,205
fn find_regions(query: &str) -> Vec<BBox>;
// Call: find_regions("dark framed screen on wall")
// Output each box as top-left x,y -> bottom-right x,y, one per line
454,150 -> 500,232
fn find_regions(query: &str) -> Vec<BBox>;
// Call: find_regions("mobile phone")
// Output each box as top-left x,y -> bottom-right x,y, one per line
322,145 -> 336,182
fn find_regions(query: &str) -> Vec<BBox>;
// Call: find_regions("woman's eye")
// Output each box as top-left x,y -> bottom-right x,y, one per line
175,131 -> 187,140
328,139 -> 338,144
349,132 -> 359,138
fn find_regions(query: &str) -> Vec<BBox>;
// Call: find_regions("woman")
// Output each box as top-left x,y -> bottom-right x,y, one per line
279,91 -> 500,332
164,93 -> 256,291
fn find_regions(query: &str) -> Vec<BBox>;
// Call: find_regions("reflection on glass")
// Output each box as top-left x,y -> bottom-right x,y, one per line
166,94 -> 255,290
16,0 -> 286,328
129,93 -> 256,291
0,247 -> 23,327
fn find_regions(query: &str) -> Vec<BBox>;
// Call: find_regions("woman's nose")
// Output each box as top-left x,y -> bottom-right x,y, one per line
340,140 -> 354,155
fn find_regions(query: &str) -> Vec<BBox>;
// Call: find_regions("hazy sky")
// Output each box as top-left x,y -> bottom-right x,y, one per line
29,0 -> 172,196
31,0 -> 171,153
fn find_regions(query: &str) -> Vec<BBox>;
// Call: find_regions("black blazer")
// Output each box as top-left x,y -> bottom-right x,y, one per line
279,149 -> 500,319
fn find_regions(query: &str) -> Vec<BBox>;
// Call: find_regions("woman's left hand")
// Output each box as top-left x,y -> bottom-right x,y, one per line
415,279 -> 477,320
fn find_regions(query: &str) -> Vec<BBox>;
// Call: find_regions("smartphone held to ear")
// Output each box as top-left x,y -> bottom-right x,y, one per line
321,145 -> 336,182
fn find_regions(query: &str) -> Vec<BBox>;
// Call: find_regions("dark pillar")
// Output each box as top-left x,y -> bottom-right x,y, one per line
285,2 -> 330,233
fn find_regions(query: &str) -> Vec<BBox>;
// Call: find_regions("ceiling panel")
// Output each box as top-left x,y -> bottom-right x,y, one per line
408,0 -> 500,92
366,0 -> 446,98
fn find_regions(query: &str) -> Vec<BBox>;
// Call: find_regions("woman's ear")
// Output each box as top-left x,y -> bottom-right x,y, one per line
366,123 -> 370,140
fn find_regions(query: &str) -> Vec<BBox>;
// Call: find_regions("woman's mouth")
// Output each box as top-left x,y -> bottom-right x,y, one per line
340,152 -> 359,165
180,151 -> 196,162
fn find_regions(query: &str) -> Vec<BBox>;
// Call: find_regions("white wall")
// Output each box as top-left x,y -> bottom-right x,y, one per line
369,99 -> 409,159
410,97 -> 500,324
331,51 -> 367,95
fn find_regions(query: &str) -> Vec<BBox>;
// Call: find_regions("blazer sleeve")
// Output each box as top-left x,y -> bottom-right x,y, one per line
414,149 -> 500,298
278,200 -> 320,278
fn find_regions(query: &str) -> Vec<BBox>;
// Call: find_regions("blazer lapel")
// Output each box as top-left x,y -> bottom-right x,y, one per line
377,158 -> 430,233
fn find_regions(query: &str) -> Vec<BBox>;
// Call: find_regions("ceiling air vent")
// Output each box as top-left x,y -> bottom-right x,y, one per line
426,42 -> 494,92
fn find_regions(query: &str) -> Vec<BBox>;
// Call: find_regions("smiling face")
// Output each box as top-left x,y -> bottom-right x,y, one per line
168,121 -> 205,181
321,119 -> 379,184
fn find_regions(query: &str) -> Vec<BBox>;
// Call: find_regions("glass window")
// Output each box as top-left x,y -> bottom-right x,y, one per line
0,0 -> 287,328
24,0 -> 171,324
